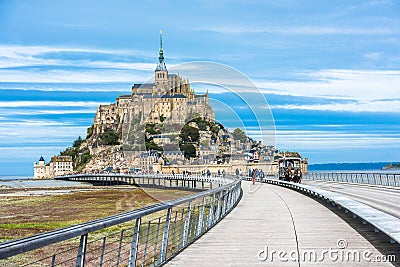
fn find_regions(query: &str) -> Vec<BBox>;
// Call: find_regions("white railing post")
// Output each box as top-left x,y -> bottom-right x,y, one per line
222,191 -> 228,215
75,234 -> 87,267
207,194 -> 215,228
215,191 -> 222,222
128,218 -> 141,267
159,207 -> 172,264
196,197 -> 206,237
182,202 -> 192,247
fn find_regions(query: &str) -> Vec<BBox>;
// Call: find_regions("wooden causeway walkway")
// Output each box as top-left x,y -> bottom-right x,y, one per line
166,181 -> 395,266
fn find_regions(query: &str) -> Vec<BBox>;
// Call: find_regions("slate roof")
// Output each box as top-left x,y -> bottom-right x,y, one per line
132,83 -> 154,89
161,94 -> 187,99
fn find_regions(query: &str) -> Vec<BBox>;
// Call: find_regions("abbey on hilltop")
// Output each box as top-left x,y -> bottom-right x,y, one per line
91,31 -> 214,138
33,32 -> 307,178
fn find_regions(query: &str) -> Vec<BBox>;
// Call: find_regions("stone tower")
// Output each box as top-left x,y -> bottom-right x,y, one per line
155,30 -> 168,89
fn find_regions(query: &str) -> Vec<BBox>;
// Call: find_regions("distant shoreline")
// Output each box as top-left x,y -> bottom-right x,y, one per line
0,175 -> 32,181
308,162 -> 396,171
382,162 -> 400,170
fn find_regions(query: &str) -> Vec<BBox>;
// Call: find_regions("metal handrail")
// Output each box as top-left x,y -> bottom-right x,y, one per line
0,174 -> 242,266
304,172 -> 400,187
263,178 -> 400,245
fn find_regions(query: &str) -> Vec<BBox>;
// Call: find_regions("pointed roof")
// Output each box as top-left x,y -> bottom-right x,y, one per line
156,30 -> 167,71
39,155 -> 45,162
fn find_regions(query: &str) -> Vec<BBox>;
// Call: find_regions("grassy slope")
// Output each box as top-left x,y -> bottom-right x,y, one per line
0,188 -> 192,242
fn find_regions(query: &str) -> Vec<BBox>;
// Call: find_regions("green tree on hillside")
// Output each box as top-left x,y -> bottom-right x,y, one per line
146,141 -> 163,152
86,125 -> 94,139
60,135 -> 92,171
99,128 -> 119,146
232,128 -> 248,143
159,114 -> 166,122
180,144 -> 197,159
73,136 -> 83,148
179,125 -> 200,143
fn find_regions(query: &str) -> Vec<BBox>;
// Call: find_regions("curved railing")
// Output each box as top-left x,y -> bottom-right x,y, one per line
0,174 -> 242,266
56,173 -> 233,190
304,172 -> 400,187
263,178 -> 400,246
241,175 -> 399,246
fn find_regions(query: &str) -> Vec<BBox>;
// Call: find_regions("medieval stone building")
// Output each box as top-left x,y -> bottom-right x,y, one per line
92,32 -> 214,139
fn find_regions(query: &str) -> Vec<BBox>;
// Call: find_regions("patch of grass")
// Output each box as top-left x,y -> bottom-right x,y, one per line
0,187 -> 193,242
0,222 -> 71,230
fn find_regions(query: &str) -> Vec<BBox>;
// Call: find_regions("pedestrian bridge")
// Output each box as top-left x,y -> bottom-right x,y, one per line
168,181 -> 399,266
0,173 -> 399,266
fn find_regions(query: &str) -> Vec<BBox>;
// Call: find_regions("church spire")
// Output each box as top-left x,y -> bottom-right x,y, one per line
159,30 -> 164,61
156,30 -> 167,71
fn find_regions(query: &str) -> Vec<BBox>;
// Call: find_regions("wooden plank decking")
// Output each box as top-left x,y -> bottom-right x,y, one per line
166,181 -> 396,266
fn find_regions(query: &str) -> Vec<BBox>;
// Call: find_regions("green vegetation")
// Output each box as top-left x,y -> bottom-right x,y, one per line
232,128 -> 248,143
159,114 -> 166,122
145,123 -> 163,151
60,136 -> 84,161
0,222 -> 71,230
80,151 -> 92,165
60,136 -> 92,171
179,123 -> 200,159
0,187 -> 193,264
178,117 -> 222,160
99,128 -> 119,146
383,162 -> 400,169
180,143 -> 197,159
60,146 -> 77,160
145,123 -> 159,135
72,136 -> 83,148
0,189 -> 191,236
146,141 -> 163,151
86,124 -> 94,139
179,125 -> 200,143
141,117 -> 224,160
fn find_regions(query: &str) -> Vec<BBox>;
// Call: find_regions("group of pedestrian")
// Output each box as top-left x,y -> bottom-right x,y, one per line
247,168 -> 265,184
283,167 -> 302,183
201,169 -> 228,177
201,169 -> 212,177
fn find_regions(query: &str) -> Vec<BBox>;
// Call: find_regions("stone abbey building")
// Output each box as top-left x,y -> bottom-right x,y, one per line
92,32 -> 214,139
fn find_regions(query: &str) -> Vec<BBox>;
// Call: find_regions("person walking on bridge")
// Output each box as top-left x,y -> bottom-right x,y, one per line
259,169 -> 265,183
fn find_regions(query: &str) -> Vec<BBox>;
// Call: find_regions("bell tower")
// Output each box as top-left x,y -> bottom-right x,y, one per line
155,30 -> 168,88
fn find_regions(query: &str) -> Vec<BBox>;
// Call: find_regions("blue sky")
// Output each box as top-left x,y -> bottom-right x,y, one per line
1,0 -> 400,175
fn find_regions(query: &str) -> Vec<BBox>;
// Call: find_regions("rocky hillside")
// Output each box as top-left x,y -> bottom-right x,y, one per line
61,115 -> 250,173
83,145 -> 126,173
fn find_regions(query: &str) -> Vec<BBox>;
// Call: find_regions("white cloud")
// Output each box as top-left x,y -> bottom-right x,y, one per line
83,61 -> 154,70
200,25 -> 397,35
256,69 -> 400,102
0,68 -> 148,83
0,45 -> 154,82
0,120 -> 88,144
0,109 -> 96,116
0,124 -> 87,143
270,100 -> 400,112
0,101 -> 107,108
363,52 -> 381,60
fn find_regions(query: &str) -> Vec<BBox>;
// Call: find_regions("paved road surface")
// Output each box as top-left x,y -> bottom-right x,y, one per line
167,181 -> 396,266
302,180 -> 400,219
